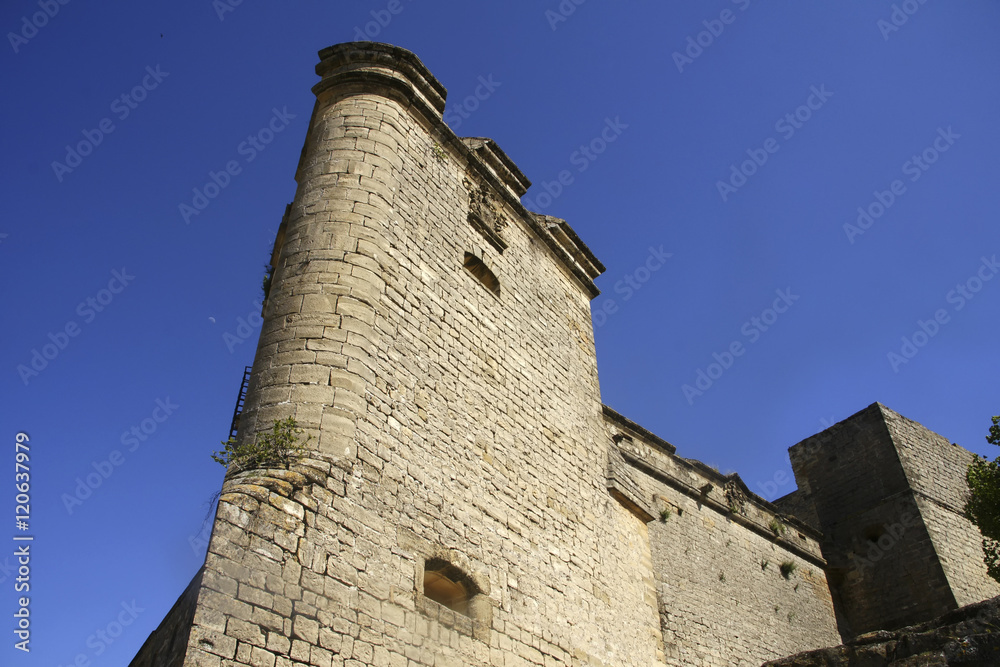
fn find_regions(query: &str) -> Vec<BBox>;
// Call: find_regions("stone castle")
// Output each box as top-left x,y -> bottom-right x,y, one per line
130,42 -> 1000,666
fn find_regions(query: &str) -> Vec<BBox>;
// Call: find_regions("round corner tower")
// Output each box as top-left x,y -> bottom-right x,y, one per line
235,42 -> 451,469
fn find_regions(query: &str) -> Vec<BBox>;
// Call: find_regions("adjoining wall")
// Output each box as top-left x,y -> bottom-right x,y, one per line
604,408 -> 843,666
772,490 -> 820,532
881,406 -> 1000,608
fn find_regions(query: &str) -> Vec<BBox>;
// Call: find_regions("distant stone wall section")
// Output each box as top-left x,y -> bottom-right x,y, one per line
773,489 -> 820,532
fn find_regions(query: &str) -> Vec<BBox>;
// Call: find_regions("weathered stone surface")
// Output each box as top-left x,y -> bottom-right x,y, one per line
763,594 -> 1000,666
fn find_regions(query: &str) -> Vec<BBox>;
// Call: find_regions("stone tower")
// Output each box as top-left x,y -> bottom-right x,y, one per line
782,403 -> 1000,638
131,41 -> 665,665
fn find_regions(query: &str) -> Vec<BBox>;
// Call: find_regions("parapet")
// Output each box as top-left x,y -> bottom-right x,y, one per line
314,41 -> 447,121
604,404 -> 826,564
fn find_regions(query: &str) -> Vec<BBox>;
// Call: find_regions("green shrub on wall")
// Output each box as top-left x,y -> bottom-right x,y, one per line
213,417 -> 310,473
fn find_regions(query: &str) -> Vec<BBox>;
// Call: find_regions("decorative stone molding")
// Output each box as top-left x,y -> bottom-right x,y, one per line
464,176 -> 508,253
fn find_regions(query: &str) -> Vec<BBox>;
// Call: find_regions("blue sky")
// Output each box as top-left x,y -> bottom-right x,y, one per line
2,0 -> 999,663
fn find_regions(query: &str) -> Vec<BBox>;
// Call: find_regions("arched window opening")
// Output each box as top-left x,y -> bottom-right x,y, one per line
423,559 -> 474,616
464,252 -> 500,297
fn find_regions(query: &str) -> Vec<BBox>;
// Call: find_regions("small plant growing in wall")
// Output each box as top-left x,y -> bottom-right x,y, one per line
431,142 -> 447,161
213,417 -> 310,473
780,561 -> 797,580
724,481 -> 747,516
659,508 -> 671,523
718,572 -> 726,583
760,559 -> 769,572
261,263 -> 275,301
769,517 -> 787,537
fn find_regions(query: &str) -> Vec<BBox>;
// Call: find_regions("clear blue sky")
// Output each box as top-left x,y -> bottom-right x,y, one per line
2,0 -> 999,663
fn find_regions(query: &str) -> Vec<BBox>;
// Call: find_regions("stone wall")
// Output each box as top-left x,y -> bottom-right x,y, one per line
772,490 -> 820,532
763,594 -> 1000,667
786,403 -> 1000,640
605,408 -> 843,666
131,41 -> 999,667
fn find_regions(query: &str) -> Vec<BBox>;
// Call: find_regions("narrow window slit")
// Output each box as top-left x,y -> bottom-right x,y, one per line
464,252 -> 500,297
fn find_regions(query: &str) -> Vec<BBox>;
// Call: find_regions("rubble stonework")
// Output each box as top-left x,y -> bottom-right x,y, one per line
763,595 -> 1000,666
130,42 -> 999,666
